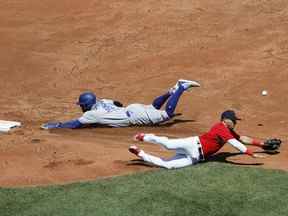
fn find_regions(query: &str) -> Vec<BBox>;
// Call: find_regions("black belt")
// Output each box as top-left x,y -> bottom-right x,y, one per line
197,141 -> 205,161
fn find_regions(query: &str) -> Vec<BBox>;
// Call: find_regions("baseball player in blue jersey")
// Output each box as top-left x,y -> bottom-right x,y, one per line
41,79 -> 200,129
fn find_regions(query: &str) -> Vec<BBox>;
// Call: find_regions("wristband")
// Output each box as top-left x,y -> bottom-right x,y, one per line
245,149 -> 253,156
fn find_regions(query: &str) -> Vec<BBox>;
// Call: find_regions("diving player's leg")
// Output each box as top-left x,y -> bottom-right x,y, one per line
152,79 -> 201,111
129,146 -> 193,169
165,84 -> 185,118
152,92 -> 171,110
135,133 -> 203,163
138,133 -> 194,151
140,152 -> 194,169
165,79 -> 201,118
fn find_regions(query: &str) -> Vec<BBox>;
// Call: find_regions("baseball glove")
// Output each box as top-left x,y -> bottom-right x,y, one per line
262,138 -> 282,151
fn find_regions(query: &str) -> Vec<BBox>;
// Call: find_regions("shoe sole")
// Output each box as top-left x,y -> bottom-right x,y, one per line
178,79 -> 201,87
170,79 -> 200,94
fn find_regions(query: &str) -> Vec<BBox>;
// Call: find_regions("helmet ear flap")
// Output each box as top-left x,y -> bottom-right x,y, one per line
80,104 -> 88,112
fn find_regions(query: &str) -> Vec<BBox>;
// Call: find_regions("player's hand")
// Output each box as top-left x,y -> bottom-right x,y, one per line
252,153 -> 266,158
134,133 -> 145,141
113,100 -> 123,107
41,122 -> 62,129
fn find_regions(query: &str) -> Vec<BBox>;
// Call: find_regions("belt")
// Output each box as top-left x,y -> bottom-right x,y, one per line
196,140 -> 205,161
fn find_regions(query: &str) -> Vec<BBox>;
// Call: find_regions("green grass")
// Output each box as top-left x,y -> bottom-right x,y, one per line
1,163 -> 288,216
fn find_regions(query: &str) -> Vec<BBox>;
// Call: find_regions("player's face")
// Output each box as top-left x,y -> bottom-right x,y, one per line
228,121 -> 236,129
224,119 -> 235,129
80,104 -> 90,112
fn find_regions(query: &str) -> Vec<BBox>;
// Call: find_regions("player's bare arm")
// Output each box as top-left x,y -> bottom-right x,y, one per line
240,136 -> 281,152
227,138 -> 266,158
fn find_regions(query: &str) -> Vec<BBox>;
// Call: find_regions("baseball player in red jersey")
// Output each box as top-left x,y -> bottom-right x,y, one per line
128,110 -> 269,169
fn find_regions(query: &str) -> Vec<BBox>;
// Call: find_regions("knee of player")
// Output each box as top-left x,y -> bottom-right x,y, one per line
162,164 -> 175,169
160,160 -> 179,169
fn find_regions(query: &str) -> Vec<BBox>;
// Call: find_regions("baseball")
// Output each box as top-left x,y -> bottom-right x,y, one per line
261,90 -> 268,96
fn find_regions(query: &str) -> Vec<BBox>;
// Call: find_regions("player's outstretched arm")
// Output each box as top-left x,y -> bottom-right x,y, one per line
113,100 -> 123,107
227,138 -> 266,158
239,136 -> 281,152
41,119 -> 84,129
239,136 -> 264,146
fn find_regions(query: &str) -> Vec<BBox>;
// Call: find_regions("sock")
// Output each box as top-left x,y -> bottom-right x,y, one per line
152,92 -> 171,110
165,85 -> 185,118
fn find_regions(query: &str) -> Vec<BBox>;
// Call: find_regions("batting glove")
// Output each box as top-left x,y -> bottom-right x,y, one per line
41,122 -> 62,129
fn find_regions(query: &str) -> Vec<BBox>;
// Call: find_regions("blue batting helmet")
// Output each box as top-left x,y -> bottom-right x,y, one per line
77,92 -> 96,112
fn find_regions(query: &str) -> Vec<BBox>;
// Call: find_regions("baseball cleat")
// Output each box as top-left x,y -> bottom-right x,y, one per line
178,79 -> 201,88
134,132 -> 145,141
169,79 -> 201,93
129,145 -> 141,156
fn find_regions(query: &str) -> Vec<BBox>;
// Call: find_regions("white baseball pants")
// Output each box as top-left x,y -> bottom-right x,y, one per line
138,134 -> 204,169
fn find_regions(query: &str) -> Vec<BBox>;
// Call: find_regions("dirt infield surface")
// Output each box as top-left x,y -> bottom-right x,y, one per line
0,0 -> 288,187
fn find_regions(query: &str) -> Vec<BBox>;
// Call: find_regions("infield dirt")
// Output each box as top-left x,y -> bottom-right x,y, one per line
0,0 -> 288,187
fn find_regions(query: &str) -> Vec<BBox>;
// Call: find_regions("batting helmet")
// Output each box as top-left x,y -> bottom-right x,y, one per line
77,92 -> 96,112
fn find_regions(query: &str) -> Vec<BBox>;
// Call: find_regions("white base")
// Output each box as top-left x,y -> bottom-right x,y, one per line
0,120 -> 21,133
